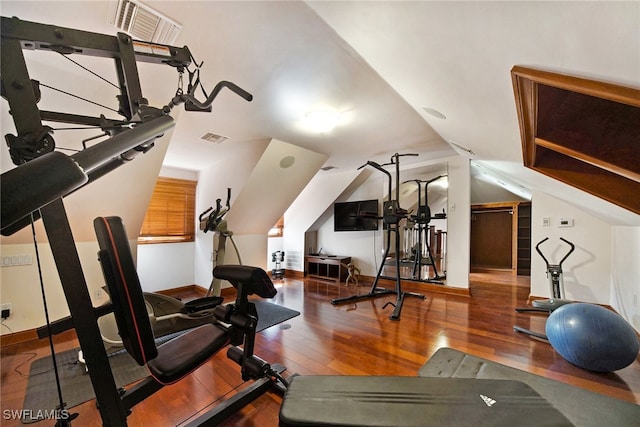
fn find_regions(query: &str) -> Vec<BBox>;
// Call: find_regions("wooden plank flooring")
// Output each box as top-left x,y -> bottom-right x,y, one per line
1,272 -> 638,426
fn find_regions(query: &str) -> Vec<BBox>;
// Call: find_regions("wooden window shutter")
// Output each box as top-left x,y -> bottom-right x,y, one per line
139,177 -> 196,243
269,215 -> 284,237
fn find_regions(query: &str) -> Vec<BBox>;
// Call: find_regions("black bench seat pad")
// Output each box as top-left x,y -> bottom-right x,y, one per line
279,375 -> 572,427
148,323 -> 228,384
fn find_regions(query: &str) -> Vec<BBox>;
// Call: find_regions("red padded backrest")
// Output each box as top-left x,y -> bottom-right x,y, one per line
94,216 -> 157,365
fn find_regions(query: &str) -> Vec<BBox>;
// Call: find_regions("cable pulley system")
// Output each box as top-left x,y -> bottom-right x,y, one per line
1,15 -> 253,235
0,16 -> 255,426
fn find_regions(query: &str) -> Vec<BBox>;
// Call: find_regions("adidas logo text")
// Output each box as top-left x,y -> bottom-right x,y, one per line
480,394 -> 496,407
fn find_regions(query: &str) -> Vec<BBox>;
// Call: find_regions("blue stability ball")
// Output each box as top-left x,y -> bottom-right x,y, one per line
546,303 -> 639,372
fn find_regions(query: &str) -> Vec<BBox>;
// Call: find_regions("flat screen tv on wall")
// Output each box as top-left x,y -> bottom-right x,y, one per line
334,199 -> 379,231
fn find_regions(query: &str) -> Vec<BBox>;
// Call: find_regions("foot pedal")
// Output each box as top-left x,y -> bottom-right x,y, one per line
182,296 -> 224,314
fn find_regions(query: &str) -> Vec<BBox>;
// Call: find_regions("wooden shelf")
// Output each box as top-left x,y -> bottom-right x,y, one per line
306,255 -> 351,283
511,66 -> 640,214
516,202 -> 531,276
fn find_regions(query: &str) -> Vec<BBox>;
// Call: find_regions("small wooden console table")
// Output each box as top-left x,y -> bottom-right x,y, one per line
306,255 -> 351,283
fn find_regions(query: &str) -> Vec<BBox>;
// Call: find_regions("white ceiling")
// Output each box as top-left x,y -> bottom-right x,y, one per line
1,1 -> 639,224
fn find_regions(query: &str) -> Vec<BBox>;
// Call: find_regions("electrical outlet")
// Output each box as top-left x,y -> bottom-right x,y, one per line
1,303 -> 12,319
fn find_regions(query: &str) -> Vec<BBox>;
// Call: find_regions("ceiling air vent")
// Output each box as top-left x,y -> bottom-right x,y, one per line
200,133 -> 228,144
109,0 -> 182,44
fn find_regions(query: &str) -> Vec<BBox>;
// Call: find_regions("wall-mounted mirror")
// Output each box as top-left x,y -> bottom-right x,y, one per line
390,162 -> 448,285
303,160 -> 448,287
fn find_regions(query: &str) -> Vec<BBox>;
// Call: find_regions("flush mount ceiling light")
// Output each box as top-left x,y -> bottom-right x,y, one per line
303,110 -> 342,133
422,106 -> 447,120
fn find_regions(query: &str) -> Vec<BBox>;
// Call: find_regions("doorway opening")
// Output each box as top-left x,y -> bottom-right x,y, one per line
470,202 -> 531,275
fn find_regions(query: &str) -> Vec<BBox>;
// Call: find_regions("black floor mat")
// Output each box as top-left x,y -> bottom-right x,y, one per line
254,300 -> 300,332
21,302 -> 299,423
21,346 -> 147,424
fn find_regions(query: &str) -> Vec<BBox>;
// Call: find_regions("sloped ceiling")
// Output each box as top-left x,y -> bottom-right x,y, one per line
1,1 -> 639,228
225,139 -> 327,235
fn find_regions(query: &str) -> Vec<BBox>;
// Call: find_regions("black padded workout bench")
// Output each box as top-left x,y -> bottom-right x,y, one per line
279,376 -> 572,427
95,216 -> 288,426
279,347 -> 640,426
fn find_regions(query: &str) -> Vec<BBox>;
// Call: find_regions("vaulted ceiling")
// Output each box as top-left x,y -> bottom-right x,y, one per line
2,1 -> 639,225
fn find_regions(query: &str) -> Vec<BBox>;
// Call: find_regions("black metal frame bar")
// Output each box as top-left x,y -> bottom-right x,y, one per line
1,16 -> 191,119
41,199 -> 129,426
1,16 -> 191,167
0,17 -> 185,425
332,153 -> 425,320
183,364 -> 286,427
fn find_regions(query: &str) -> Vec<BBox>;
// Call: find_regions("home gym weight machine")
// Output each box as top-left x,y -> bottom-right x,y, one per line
200,187 -> 243,296
332,153 -> 425,320
0,16 -> 287,426
514,237 -> 575,340
402,176 -> 447,284
64,192 -> 239,363
76,190 -> 241,356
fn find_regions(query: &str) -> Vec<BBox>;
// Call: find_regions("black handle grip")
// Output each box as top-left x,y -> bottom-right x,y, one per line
185,80 -> 253,108
535,237 -> 551,267
558,237 -> 576,266
199,206 -> 213,221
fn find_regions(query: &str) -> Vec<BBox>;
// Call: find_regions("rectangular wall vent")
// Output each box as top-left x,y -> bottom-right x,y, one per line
285,251 -> 302,270
109,0 -> 182,45
200,133 -> 228,144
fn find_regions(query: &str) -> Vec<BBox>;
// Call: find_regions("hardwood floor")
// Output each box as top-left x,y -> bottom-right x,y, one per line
1,272 -> 638,426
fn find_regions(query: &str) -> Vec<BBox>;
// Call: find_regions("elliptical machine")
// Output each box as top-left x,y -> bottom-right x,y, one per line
514,237 -> 575,340
200,188 -> 243,297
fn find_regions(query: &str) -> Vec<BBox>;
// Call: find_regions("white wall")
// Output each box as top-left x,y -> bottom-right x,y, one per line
315,173 -> 386,276
442,156 -> 470,289
0,241 -> 108,333
1,130 -> 172,334
226,139 -> 328,235
530,190 -> 640,330
610,226 -> 640,331
283,168 -> 365,272
194,140 -> 268,287
231,234 -> 268,270
137,166 -> 198,292
530,190 -> 612,304
137,242 -> 196,293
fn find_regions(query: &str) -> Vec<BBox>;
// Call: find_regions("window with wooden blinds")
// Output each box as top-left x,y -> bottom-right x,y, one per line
268,215 -> 284,237
138,177 -> 196,244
